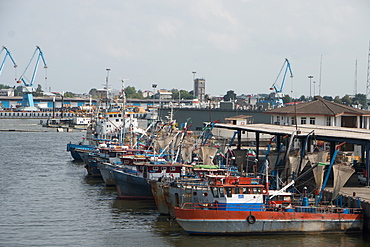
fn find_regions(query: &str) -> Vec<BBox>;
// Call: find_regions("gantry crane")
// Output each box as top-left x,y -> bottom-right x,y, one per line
17,46 -> 47,111
269,58 -> 293,108
0,46 -> 17,76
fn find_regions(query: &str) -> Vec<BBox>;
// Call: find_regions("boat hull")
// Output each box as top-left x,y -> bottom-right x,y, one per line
151,180 -> 213,216
174,208 -> 363,235
98,163 -> 116,186
80,152 -> 101,177
112,169 -> 153,199
66,143 -> 95,161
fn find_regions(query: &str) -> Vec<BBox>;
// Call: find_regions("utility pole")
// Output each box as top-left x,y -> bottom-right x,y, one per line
366,41 -> 370,109
308,75 -> 313,100
192,71 -> 196,99
319,55 -> 322,96
354,59 -> 358,96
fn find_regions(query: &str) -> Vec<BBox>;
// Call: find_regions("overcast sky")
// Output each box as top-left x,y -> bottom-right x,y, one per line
1,0 -> 369,98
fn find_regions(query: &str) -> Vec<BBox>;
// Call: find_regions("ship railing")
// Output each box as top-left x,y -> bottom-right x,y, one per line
181,203 -> 363,214
181,203 -> 265,211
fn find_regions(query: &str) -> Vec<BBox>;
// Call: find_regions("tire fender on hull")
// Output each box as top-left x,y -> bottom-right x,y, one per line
247,214 -> 256,224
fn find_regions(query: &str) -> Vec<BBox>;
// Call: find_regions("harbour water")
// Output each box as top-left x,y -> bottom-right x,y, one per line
1,119 -> 369,246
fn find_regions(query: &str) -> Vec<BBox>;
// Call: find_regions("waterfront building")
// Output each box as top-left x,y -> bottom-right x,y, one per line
194,78 -> 206,102
265,96 -> 370,129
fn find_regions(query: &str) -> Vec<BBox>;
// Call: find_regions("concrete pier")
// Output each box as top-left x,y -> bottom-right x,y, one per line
324,176 -> 370,232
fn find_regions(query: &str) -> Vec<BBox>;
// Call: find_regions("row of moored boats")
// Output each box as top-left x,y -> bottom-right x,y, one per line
67,100 -> 364,235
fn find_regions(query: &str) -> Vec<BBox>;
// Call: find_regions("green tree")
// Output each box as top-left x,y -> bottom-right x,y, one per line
171,89 -> 180,99
341,95 -> 352,105
14,85 -> 23,96
171,89 -> 193,99
0,84 -> 11,89
323,96 -> 333,101
282,94 -> 291,104
298,95 -> 306,102
34,84 -> 44,97
353,93 -> 366,108
333,96 -> 341,104
64,91 -> 75,97
125,86 -> 143,99
223,90 -> 236,101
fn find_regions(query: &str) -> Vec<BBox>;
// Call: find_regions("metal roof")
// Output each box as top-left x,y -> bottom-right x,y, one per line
264,96 -> 370,117
213,123 -> 370,145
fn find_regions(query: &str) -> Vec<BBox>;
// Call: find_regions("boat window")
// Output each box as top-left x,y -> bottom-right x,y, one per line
252,188 -> 261,194
219,188 -> 225,197
225,188 -> 232,197
234,187 -> 240,194
153,167 -> 158,171
161,167 -> 167,171
170,167 -> 176,171
243,188 -> 250,194
211,187 -> 219,198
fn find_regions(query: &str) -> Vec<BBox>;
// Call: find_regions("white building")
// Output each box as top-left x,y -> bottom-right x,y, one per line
265,96 -> 370,129
156,90 -> 172,100
0,89 -> 14,97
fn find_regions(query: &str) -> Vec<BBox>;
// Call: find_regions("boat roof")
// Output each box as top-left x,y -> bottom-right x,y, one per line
212,123 -> 370,145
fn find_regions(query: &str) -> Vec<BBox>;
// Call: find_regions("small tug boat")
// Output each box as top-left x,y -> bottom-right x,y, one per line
174,175 -> 363,235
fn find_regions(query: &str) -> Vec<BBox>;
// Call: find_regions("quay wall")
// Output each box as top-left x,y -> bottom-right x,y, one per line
324,189 -> 370,233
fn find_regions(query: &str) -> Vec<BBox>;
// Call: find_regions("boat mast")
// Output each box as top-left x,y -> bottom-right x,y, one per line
120,79 -> 126,145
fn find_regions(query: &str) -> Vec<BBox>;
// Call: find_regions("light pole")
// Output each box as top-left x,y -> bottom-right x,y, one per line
152,84 -> 157,104
308,75 -> 313,100
105,68 -> 111,97
313,81 -> 316,98
192,71 -> 196,98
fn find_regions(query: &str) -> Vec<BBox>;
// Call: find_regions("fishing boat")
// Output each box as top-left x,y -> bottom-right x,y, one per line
151,166 -> 238,216
98,147 -> 153,186
151,177 -> 212,216
66,142 -> 96,161
174,166 -> 363,235
112,157 -> 190,199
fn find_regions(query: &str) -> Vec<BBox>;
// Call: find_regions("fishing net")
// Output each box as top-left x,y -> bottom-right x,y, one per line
306,151 -> 329,189
288,155 -> 309,175
306,151 -> 329,165
332,163 -> 355,200
201,146 -> 218,166
312,162 -> 326,189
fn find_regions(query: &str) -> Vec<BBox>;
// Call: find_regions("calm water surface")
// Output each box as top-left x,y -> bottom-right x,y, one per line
0,119 -> 369,246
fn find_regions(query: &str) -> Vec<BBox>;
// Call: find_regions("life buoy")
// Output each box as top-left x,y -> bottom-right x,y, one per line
247,214 -> 256,224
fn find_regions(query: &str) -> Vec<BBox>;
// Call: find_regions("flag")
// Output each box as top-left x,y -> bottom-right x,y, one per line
248,149 -> 256,156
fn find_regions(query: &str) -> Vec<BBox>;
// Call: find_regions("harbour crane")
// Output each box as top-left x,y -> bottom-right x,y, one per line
17,46 -> 47,111
269,58 -> 293,108
0,46 -> 17,76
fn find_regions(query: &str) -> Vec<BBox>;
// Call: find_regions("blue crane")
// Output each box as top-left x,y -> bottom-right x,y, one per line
17,46 -> 47,111
0,46 -> 17,76
269,58 -> 293,108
